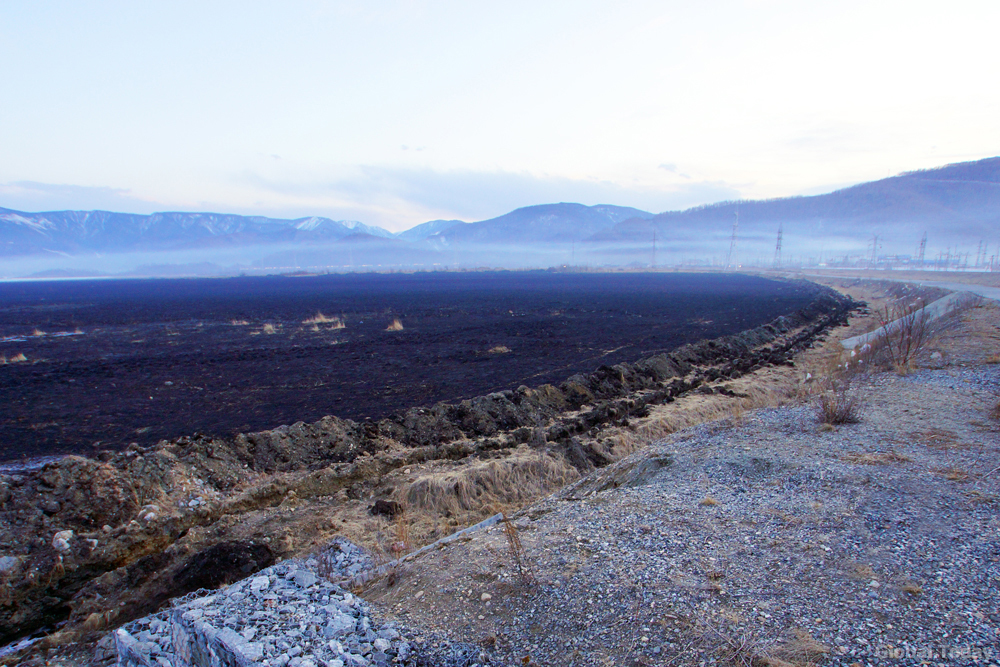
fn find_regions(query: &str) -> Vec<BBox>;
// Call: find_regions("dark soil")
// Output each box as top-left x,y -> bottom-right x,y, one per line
0,271 -> 824,461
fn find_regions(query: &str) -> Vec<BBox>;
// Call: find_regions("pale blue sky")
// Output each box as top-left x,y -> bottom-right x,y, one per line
1,0 -> 998,231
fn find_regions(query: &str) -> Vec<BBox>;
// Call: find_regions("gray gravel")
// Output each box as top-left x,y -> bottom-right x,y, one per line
365,364 -> 1000,666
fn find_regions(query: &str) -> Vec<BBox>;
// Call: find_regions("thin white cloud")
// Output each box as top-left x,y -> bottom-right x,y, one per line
238,167 -> 742,229
0,182 -> 162,215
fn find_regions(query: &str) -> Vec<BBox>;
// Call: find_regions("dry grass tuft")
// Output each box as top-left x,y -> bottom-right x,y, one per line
816,381 -> 865,425
386,318 -> 404,331
488,345 -> 511,354
401,448 -> 578,518
934,466 -> 970,482
841,451 -> 911,465
230,319 -> 249,326
986,353 -> 1000,364
699,496 -> 720,507
0,353 -> 28,365
901,582 -> 923,596
991,399 -> 1000,421
32,328 -> 45,337
912,427 -> 962,449
303,312 -> 345,328
765,629 -> 831,667
261,323 -> 278,334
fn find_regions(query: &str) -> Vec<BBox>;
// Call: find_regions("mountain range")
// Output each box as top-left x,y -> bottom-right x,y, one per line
2,156 -> 998,274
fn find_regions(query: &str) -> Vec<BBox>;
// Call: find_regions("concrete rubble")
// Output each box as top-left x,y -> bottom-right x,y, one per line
115,539 -> 422,667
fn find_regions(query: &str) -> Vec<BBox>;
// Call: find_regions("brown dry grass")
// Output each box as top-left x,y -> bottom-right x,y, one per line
488,345 -> 511,354
386,318 -> 404,331
303,312 -> 345,328
816,381 -> 865,425
911,427 -> 965,450
230,319 -> 249,326
841,451 -> 911,465
763,629 -> 831,667
261,323 -> 278,334
933,466 -> 970,482
0,353 -> 28,364
398,447 -> 579,520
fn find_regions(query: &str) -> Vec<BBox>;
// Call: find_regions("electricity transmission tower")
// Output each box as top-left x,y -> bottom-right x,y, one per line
868,235 -> 880,269
773,223 -> 783,268
725,206 -> 739,270
917,232 -> 927,267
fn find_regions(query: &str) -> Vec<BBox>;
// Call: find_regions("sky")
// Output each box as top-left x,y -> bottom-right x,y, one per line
1,0 -> 998,232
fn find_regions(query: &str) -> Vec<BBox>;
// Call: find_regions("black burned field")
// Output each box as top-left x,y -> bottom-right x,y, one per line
0,271 -> 823,460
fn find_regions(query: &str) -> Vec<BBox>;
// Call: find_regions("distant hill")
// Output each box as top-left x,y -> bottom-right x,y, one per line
432,203 -> 654,244
396,219 -> 466,241
0,209 -> 394,256
592,157 -> 1000,255
2,157 -> 997,275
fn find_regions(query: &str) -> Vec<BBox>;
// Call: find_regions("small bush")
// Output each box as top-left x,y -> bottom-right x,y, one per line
816,381 -> 865,425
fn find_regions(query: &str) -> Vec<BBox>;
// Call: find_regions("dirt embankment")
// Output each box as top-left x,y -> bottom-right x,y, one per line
0,287 -> 856,657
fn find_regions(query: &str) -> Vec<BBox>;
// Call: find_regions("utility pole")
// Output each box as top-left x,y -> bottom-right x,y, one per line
773,223 -> 783,268
651,230 -> 656,269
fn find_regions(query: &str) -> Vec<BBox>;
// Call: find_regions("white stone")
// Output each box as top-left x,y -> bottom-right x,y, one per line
52,530 -> 74,551
250,575 -> 271,592
480,593 -> 492,601
373,637 -> 391,652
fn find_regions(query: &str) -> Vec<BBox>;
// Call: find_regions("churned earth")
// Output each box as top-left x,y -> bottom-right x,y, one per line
0,271 -> 823,460
8,276 -> 999,667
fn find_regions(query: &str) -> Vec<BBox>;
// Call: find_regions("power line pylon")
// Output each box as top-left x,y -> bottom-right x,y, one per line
725,205 -> 739,270
773,223 -> 783,268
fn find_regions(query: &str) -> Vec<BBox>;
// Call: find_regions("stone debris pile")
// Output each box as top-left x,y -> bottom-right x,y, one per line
314,537 -> 374,582
116,549 -> 414,667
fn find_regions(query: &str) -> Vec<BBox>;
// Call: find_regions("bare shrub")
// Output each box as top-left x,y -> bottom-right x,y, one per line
500,513 -> 535,586
816,380 -> 865,425
859,300 -> 932,372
